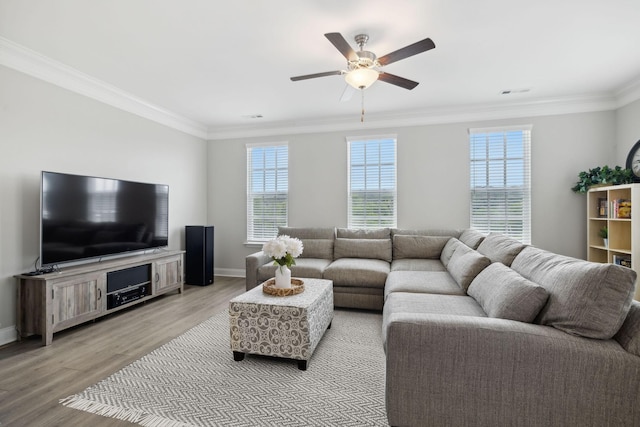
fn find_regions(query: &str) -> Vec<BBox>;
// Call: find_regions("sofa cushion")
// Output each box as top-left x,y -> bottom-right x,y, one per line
278,226 -> 335,240
392,235 -> 451,260
615,301 -> 640,357
257,258 -> 332,282
391,228 -> 461,238
458,229 -> 486,249
278,227 -> 334,259
511,246 -> 637,339
297,239 -> 334,259
446,243 -> 491,291
336,227 -> 390,239
439,238 -> 459,268
391,259 -> 446,272
476,233 -> 527,266
382,292 -> 488,350
385,271 -> 464,299
323,258 -> 390,288
384,292 -> 487,319
334,238 -> 392,262
467,262 -> 549,323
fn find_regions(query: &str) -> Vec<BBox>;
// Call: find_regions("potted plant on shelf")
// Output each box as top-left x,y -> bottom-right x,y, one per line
571,165 -> 633,193
599,226 -> 608,248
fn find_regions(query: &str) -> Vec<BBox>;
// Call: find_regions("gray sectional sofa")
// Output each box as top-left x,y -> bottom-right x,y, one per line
246,227 -> 640,426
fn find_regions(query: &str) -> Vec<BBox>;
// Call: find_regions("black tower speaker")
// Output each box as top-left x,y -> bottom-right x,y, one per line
185,225 -> 214,286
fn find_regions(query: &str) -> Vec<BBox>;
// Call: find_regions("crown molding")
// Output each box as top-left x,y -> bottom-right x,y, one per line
0,37 -> 208,139
615,76 -> 640,109
207,93 -> 619,140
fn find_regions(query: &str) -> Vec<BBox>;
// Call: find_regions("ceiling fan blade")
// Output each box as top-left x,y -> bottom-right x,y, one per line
340,84 -> 356,102
377,38 -> 435,66
378,72 -> 419,90
290,70 -> 343,81
324,33 -> 358,62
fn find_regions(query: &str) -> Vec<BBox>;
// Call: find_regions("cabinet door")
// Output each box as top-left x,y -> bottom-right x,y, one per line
154,256 -> 183,294
51,274 -> 105,332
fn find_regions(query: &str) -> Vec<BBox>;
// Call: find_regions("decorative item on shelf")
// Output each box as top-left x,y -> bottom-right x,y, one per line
571,165 -> 633,193
598,198 -> 608,217
263,278 -> 305,296
618,200 -> 632,219
262,235 -> 304,289
613,254 -> 632,268
599,226 -> 608,248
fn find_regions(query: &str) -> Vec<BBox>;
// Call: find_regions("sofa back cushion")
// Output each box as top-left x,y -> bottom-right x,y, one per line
393,235 -> 451,259
476,233 -> 527,266
391,228 -> 461,238
458,229 -> 486,249
337,227 -> 390,239
511,246 -> 637,339
440,238 -> 460,268
615,301 -> 640,357
468,262 -> 549,322
446,242 -> 491,291
334,238 -> 392,262
278,227 -> 334,259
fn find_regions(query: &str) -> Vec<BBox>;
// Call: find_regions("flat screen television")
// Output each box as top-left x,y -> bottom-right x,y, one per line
40,171 -> 169,267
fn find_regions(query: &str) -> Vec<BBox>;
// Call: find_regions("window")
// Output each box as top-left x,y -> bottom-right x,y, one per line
246,143 -> 288,242
469,126 -> 531,243
348,136 -> 397,228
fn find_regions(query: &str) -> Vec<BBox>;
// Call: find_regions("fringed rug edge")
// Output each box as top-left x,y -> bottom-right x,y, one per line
60,395 -> 192,427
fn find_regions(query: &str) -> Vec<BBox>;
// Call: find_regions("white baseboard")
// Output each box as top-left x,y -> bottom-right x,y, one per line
0,325 -> 17,346
214,268 -> 245,278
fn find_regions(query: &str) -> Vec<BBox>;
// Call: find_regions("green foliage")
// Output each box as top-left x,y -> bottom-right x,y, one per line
599,226 -> 608,239
571,166 -> 633,193
272,253 -> 296,268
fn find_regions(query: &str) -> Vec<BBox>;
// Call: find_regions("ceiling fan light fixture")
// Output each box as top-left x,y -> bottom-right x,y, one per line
345,68 -> 379,89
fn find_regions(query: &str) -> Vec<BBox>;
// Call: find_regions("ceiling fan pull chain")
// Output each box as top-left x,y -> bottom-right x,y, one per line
361,90 -> 365,123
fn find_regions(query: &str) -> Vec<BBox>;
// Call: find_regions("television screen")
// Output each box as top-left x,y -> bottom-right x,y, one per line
41,171 -> 169,266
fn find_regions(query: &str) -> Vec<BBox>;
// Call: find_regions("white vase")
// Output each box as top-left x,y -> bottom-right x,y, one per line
275,265 -> 292,288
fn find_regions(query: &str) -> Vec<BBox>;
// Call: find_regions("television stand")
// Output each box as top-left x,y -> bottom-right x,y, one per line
15,250 -> 184,346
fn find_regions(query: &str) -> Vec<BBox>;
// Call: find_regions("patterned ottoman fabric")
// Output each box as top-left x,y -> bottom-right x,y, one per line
229,279 -> 334,370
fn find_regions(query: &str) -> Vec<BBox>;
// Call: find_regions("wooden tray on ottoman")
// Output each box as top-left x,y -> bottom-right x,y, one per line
262,278 -> 304,296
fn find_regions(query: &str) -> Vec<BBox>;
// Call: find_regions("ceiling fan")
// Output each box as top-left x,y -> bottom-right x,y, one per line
290,32 -> 436,94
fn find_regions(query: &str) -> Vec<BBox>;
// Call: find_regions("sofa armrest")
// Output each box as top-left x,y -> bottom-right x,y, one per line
245,251 -> 271,290
384,313 -> 640,427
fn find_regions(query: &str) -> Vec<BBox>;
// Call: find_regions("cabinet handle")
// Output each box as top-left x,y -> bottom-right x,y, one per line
98,289 -> 102,300
155,273 -> 160,283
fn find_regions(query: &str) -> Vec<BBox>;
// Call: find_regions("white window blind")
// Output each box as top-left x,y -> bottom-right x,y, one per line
348,136 -> 397,229
246,143 -> 288,242
469,126 -> 531,244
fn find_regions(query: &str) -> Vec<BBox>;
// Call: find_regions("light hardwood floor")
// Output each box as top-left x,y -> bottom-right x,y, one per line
0,276 -> 246,427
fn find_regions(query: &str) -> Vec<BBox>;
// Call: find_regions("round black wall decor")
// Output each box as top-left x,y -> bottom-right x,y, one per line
625,139 -> 640,182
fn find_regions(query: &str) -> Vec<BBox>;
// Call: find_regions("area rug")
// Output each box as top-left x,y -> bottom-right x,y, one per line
60,309 -> 387,426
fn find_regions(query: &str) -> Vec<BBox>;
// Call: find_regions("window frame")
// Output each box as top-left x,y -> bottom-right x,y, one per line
468,125 -> 532,244
347,135 -> 398,229
246,141 -> 289,244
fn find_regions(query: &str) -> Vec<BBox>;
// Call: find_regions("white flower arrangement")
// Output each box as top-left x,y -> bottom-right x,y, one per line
262,235 -> 304,269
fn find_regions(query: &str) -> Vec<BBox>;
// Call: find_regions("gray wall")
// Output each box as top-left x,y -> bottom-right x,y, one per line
0,65 -> 208,344
208,110 -> 617,274
617,99 -> 640,163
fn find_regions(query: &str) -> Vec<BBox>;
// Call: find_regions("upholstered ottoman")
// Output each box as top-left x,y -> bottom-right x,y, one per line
229,278 -> 333,370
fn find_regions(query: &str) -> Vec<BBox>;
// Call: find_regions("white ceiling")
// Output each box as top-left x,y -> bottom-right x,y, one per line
2,0 -> 640,139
